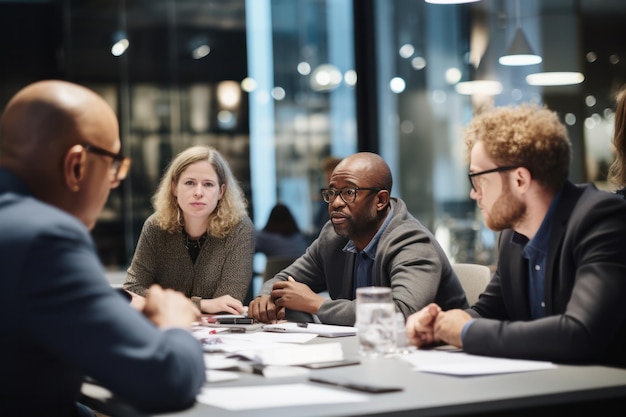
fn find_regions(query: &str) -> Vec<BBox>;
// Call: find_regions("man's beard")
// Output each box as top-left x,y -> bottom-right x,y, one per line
332,217 -> 355,239
484,182 -> 526,231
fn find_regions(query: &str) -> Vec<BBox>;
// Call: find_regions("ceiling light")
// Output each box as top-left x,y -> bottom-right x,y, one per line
525,72 -> 585,86
455,80 -> 503,96
498,0 -> 542,66
499,29 -> 542,66
111,31 -> 129,57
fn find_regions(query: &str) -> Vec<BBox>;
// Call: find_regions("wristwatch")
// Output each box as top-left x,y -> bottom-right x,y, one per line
191,296 -> 202,312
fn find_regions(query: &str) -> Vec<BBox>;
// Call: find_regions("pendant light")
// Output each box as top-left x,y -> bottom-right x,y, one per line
498,0 -> 542,66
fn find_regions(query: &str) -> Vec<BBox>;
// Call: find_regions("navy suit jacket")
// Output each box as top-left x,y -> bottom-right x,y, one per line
465,181 -> 626,367
0,169 -> 205,416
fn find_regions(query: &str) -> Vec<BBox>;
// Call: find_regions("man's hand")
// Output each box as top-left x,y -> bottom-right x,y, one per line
432,309 -> 472,348
248,294 -> 285,323
405,303 -> 442,348
126,290 -> 146,311
142,284 -> 200,329
270,276 -> 324,315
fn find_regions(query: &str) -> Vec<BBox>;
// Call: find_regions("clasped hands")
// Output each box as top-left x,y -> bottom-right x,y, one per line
248,276 -> 324,323
405,303 -> 472,349
128,284 -> 201,329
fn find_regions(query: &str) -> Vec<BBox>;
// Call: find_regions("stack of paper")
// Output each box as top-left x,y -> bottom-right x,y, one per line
235,341 -> 344,366
262,322 -> 357,337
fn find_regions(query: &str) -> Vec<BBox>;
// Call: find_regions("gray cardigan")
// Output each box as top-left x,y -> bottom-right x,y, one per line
124,213 -> 254,302
260,198 -> 468,325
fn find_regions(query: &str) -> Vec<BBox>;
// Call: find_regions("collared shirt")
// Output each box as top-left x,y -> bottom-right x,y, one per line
344,208 -> 394,298
462,187 -> 563,339
518,188 -> 562,319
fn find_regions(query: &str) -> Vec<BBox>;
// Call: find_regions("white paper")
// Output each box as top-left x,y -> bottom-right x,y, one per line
262,322 -> 357,337
203,353 -> 242,370
205,369 -> 240,382
192,326 -> 229,340
234,341 -> 344,365
196,383 -> 368,410
400,349 -> 556,376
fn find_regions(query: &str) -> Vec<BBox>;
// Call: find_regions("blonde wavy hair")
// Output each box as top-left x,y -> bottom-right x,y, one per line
607,85 -> 626,188
152,145 -> 248,238
464,103 -> 571,194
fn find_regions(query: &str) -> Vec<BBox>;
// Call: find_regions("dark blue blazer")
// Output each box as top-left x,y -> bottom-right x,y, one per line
0,169 -> 205,416
465,181 -> 626,367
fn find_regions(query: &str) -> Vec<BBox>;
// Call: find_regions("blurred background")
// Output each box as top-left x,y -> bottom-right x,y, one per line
0,0 -> 624,271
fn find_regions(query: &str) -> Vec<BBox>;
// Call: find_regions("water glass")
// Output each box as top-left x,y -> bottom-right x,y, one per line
355,286 -> 396,357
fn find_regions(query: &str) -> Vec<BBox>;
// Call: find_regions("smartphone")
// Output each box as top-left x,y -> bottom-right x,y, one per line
309,377 -> 403,393
300,359 -> 361,369
217,317 -> 255,325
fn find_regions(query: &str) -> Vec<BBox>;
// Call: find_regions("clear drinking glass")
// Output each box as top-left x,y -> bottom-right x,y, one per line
355,286 -> 396,357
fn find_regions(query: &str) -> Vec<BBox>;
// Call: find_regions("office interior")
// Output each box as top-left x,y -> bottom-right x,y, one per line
0,0 -> 624,274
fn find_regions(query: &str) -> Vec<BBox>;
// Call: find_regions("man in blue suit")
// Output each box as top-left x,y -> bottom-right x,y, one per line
406,104 -> 626,368
0,80 -> 205,416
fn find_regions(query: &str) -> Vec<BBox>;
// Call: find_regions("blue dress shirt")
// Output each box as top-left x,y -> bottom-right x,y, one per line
462,189 -> 562,338
344,208 -> 394,298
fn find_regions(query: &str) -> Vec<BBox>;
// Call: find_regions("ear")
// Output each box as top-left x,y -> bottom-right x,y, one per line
513,167 -> 532,194
171,180 -> 177,197
375,189 -> 391,212
63,145 -> 86,192
218,183 -> 226,199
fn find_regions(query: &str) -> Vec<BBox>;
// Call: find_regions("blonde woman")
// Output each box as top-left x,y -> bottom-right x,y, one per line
608,85 -> 626,198
124,145 -> 254,314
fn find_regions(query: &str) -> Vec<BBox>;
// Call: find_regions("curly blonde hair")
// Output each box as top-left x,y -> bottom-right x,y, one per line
151,145 -> 248,238
607,85 -> 626,188
464,103 -> 571,193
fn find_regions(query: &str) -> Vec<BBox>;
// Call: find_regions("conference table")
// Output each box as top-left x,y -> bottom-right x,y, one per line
81,325 -> 626,417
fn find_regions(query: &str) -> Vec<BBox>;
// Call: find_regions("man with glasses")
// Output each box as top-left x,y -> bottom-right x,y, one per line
0,80 -> 205,416
248,152 -> 468,326
406,104 -> 626,368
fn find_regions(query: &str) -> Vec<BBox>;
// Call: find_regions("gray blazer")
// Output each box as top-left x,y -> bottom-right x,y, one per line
260,198 -> 468,325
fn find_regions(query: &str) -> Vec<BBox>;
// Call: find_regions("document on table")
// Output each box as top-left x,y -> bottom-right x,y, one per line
263,322 -> 357,337
233,341 -> 344,366
400,349 -> 556,376
196,383 -> 368,410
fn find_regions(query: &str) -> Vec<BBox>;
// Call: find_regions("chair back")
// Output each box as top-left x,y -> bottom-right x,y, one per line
264,256 -> 299,282
452,263 -> 491,305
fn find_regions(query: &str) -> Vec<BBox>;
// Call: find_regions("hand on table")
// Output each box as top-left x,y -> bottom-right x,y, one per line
270,276 -> 324,316
405,303 -> 442,348
201,295 -> 245,314
432,308 -> 472,348
247,294 -> 285,323
142,284 -> 200,329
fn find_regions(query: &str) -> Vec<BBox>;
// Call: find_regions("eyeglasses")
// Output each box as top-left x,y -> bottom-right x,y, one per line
468,166 -> 517,191
320,187 -> 384,204
82,144 -> 132,182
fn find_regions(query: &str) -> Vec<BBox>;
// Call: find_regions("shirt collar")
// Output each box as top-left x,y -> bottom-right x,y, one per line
512,186 -> 564,250
344,206 -> 394,258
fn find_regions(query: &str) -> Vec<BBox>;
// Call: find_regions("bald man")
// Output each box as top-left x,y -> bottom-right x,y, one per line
0,80 -> 205,416
248,152 -> 468,325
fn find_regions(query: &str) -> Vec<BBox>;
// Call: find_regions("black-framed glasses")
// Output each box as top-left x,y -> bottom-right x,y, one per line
468,166 -> 518,191
320,187 -> 384,204
82,144 -> 132,182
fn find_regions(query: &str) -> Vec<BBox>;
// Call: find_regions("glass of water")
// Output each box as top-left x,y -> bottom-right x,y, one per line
355,286 -> 396,358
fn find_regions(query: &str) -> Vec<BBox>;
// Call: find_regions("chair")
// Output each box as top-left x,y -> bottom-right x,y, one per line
263,256 -> 299,282
451,263 -> 491,305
